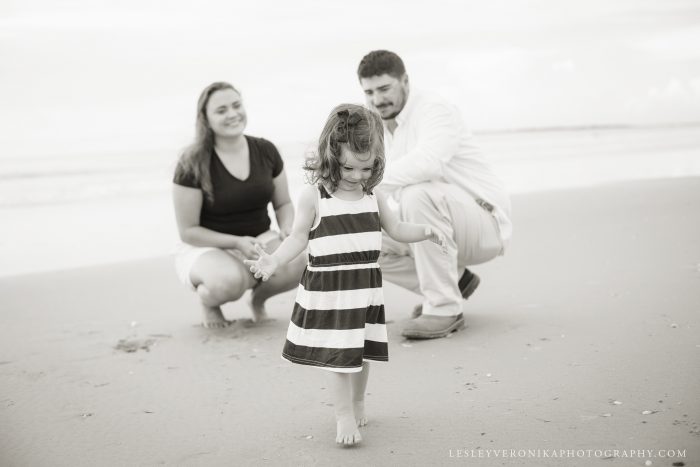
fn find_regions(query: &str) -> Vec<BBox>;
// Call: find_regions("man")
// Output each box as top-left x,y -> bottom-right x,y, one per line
357,50 -> 512,339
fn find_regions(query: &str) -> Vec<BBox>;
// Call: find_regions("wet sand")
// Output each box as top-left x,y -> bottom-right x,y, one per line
1,177 -> 698,466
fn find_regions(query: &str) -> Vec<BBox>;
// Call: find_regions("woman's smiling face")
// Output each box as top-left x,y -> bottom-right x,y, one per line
206,88 -> 247,138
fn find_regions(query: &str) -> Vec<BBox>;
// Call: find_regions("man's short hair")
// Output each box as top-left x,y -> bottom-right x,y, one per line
357,50 -> 406,80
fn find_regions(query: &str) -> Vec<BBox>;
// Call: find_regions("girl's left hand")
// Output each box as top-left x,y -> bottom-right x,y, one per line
424,226 -> 447,254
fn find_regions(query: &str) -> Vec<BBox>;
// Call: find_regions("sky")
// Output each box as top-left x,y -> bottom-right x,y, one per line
1,0 -> 699,159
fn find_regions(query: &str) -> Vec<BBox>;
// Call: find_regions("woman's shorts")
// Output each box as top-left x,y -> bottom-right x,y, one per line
174,230 -> 281,290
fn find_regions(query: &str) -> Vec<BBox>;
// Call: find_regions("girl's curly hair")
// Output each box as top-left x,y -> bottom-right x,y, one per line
304,104 -> 385,194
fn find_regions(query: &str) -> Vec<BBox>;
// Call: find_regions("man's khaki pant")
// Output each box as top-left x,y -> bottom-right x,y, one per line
379,182 -> 503,317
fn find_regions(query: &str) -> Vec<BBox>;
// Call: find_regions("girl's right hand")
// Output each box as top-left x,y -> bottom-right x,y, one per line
234,236 -> 263,259
424,226 -> 447,254
243,244 -> 280,282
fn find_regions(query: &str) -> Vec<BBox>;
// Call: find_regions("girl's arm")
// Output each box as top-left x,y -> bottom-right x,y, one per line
245,185 -> 317,281
376,190 -> 447,251
270,168 -> 294,239
172,184 -> 262,258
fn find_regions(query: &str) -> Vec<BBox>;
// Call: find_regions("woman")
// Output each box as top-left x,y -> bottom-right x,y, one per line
173,81 -> 305,328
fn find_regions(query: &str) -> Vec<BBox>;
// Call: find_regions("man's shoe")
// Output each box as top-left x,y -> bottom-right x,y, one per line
459,268 -> 480,300
411,269 -> 481,318
401,313 -> 465,339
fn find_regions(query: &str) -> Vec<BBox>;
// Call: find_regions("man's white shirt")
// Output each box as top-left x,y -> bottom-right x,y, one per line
380,90 -> 513,248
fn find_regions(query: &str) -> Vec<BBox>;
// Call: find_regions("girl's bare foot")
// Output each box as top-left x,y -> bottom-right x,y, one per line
336,414 -> 362,445
354,401 -> 367,427
201,306 -> 229,329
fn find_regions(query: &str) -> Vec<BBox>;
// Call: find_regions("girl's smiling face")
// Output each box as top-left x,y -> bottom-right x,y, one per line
338,145 -> 376,192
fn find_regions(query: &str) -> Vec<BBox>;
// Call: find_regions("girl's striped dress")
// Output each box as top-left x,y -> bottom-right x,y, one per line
282,185 -> 388,372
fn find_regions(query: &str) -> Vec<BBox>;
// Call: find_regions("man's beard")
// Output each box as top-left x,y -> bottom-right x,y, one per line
378,89 -> 406,120
380,109 -> 401,120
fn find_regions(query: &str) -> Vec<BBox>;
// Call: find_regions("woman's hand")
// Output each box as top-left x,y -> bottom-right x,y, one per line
278,227 -> 292,241
424,226 -> 447,254
234,236 -> 264,259
243,244 -> 280,282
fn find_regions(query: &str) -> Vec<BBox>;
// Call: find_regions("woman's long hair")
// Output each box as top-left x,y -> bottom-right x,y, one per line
177,82 -> 238,203
304,104 -> 385,194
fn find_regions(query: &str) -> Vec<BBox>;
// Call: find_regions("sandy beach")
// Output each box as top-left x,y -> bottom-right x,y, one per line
1,177 -> 698,466
2,0 -> 699,463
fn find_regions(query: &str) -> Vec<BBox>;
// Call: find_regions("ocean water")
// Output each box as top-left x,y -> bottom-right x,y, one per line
2,0 -> 700,276
2,126 -> 699,278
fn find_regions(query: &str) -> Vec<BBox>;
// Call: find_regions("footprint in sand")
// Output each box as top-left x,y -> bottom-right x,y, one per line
115,338 -> 156,353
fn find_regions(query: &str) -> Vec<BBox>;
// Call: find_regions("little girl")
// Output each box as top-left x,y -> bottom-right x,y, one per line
244,104 -> 446,446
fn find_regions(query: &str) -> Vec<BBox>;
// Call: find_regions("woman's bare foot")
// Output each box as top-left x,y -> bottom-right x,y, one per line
248,293 -> 270,323
201,306 -> 229,329
336,414 -> 362,445
354,401 -> 367,427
